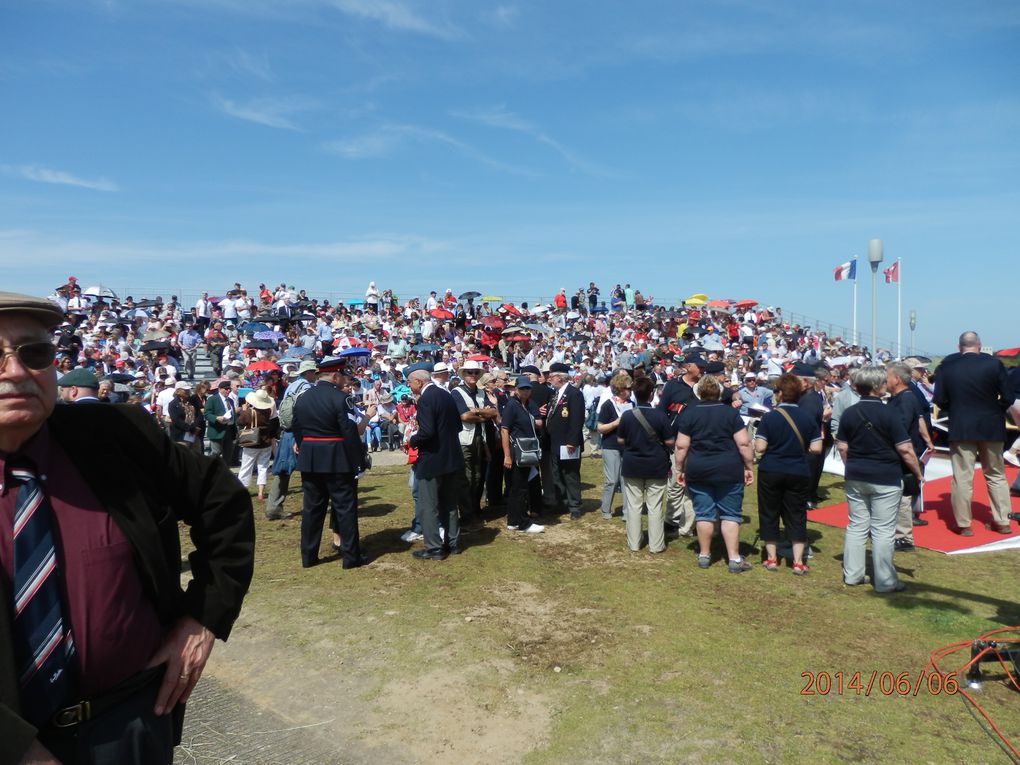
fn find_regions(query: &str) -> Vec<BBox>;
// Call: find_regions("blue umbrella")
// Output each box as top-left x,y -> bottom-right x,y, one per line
276,356 -> 306,366
240,321 -> 271,333
346,299 -> 365,306
254,330 -> 285,340
339,347 -> 372,357
412,343 -> 440,352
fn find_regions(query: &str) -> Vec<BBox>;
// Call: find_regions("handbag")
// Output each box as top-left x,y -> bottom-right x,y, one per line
509,403 -> 542,467
237,408 -> 261,449
857,409 -> 921,497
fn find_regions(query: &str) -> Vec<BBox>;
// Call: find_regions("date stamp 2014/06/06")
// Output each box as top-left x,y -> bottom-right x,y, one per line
800,671 -> 960,697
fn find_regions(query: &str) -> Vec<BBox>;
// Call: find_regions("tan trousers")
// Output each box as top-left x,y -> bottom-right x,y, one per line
623,477 -> 667,553
894,493 -> 914,543
665,474 -> 695,534
949,440 -> 1011,529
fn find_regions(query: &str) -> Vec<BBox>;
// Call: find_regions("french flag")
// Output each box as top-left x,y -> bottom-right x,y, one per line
833,259 -> 857,281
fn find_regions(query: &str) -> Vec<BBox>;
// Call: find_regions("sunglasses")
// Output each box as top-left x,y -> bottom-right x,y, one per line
0,341 -> 57,371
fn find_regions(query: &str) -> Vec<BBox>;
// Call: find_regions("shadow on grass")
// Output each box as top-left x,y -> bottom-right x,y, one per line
362,525 -> 501,557
884,581 -> 1020,627
358,501 -> 399,517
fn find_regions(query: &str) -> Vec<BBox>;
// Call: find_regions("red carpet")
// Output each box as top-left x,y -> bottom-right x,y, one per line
809,467 -> 1020,553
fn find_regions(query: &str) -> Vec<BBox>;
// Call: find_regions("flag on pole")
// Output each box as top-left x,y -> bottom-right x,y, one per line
833,259 -> 857,281
884,261 -> 900,283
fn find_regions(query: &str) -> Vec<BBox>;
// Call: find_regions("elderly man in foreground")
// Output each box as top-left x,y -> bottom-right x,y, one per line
0,292 -> 255,765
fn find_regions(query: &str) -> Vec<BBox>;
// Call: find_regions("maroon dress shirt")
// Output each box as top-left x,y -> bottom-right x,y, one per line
0,425 -> 165,698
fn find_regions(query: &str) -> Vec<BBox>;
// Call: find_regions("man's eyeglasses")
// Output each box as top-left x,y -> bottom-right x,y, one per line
0,342 -> 57,371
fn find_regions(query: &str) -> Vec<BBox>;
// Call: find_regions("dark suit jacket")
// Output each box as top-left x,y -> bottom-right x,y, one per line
409,384 -> 464,479
1,405 -> 254,763
933,352 -> 1010,442
545,384 -> 585,452
292,380 -> 363,474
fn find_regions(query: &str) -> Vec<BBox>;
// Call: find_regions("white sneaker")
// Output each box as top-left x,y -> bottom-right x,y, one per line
523,524 -> 545,533
507,525 -> 520,530
1004,450 -> 1020,468
407,532 -> 424,542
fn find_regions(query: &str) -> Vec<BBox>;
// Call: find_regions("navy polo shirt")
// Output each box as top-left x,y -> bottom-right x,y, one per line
500,397 -> 540,440
755,404 -> 820,477
597,398 -> 631,451
887,389 -> 926,456
617,405 -> 673,479
797,388 -> 825,430
836,397 -> 910,487
676,400 -> 746,484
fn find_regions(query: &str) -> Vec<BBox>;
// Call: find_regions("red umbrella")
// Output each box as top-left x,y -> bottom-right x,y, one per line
500,303 -> 521,317
504,334 -> 529,342
707,299 -> 732,309
246,359 -> 281,372
994,347 -> 1020,357
430,308 -> 454,320
481,315 -> 505,331
468,354 -> 491,362
734,299 -> 758,309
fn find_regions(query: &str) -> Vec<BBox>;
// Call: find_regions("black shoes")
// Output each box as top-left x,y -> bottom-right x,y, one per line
894,539 -> 915,552
343,555 -> 369,569
912,516 -> 928,526
444,545 -> 462,555
413,549 -> 448,561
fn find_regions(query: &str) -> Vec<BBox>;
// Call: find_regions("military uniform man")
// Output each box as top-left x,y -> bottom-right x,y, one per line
292,357 -> 367,569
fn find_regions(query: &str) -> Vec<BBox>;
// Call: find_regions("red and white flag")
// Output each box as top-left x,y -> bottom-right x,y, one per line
883,262 -> 899,284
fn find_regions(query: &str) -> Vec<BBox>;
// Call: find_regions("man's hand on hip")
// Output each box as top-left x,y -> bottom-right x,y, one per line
146,615 -> 216,715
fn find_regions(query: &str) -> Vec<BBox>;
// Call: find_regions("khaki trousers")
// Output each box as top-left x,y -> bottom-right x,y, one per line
665,474 -> 695,534
949,440 -> 1011,529
623,477 -> 667,553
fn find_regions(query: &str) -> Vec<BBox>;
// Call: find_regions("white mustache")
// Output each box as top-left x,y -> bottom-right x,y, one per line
0,380 -> 43,396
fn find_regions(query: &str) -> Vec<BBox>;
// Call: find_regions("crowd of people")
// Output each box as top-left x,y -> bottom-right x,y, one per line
37,277 -> 1020,586
5,276 -> 1020,763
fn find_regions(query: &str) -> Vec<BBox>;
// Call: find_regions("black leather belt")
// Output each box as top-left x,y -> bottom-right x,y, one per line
48,665 -> 165,730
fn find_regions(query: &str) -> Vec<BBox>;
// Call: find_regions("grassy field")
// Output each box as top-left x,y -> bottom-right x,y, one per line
190,458 -> 1020,765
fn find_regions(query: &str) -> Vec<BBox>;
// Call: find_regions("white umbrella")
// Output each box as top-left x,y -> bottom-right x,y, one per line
566,310 -> 580,319
83,285 -> 118,299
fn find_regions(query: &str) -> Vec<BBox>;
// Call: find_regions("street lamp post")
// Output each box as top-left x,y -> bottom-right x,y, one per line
868,239 -> 884,358
909,309 -> 917,356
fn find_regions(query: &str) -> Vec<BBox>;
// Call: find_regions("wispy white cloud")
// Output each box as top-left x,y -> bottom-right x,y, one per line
1,164 -> 120,192
323,123 -> 537,175
331,0 -> 462,40
222,47 -> 274,81
211,94 -> 314,130
453,106 -> 612,177
492,5 -> 519,27
0,229 -> 449,269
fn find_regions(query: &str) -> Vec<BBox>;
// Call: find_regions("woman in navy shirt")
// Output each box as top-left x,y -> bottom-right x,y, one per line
596,373 -> 634,519
836,367 -> 923,593
674,375 -> 755,572
500,377 -> 545,533
753,374 -> 822,575
617,377 -> 675,553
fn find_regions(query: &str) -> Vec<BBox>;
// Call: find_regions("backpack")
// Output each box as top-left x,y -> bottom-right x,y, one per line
278,383 -> 309,430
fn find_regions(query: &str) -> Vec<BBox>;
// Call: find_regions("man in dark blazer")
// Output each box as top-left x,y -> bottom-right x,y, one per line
407,369 -> 464,560
291,357 -> 366,569
545,362 -> 585,519
933,331 -> 1014,535
0,292 -> 254,765
204,380 -> 237,465
522,365 -> 556,508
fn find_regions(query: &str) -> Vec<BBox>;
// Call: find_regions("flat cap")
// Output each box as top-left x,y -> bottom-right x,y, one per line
549,362 -> 570,374
57,368 -> 100,388
791,361 -> 817,377
682,354 -> 708,369
404,361 -> 434,375
520,365 -> 540,375
515,375 -> 532,389
0,292 -> 66,328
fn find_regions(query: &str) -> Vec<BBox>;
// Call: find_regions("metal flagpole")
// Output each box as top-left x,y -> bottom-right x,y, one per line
896,258 -> 902,359
852,270 -> 858,346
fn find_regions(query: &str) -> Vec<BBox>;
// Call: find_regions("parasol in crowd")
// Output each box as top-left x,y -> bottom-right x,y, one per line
83,286 -> 118,299
430,308 -> 455,320
339,347 -> 372,358
481,295 -> 502,302
684,295 -> 708,307
566,310 -> 580,319
994,348 -> 1020,358
500,303 -> 521,316
253,330 -> 285,340
468,354 -> 491,362
412,343 -> 440,352
733,299 -> 758,309
504,334 -> 529,342
482,316 -> 505,331
138,340 -> 170,352
103,373 -> 135,383
246,360 -> 281,372
502,325 -> 526,335
246,339 -> 277,350
241,321 -> 271,333
707,299 -> 732,309
459,291 -> 481,300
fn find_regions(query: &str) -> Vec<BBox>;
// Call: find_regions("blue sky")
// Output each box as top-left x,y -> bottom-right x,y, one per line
2,0 -> 1018,353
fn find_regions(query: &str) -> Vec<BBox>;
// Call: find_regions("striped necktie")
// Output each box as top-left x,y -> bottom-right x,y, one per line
8,460 -> 77,726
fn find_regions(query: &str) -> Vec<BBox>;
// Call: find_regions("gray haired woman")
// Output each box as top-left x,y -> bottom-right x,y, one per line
835,367 -> 924,593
